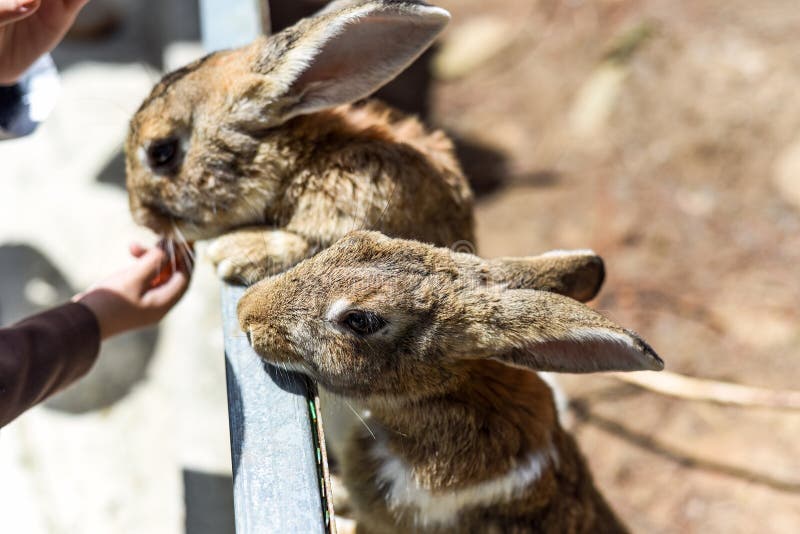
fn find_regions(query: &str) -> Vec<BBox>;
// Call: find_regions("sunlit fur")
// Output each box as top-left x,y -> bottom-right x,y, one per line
126,0 -> 472,284
238,231 -> 663,533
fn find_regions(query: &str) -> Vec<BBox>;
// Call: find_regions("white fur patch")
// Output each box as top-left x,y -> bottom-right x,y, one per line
206,238 -> 225,259
326,298 -> 352,322
334,516 -> 357,534
371,440 -> 557,526
136,145 -> 148,167
216,259 -> 236,279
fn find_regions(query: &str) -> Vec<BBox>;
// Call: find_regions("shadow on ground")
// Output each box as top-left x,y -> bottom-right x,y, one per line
183,469 -> 235,534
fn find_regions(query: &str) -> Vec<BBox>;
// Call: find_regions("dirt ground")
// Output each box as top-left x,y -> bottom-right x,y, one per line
426,0 -> 800,532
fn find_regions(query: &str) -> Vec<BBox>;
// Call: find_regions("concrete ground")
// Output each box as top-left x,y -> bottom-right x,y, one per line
1,2 -> 235,533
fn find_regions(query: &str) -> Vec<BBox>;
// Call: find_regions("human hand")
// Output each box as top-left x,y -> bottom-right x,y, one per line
74,242 -> 193,340
0,0 -> 91,84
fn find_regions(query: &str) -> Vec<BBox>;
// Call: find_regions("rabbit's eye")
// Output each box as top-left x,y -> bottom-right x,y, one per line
146,138 -> 181,172
341,310 -> 387,336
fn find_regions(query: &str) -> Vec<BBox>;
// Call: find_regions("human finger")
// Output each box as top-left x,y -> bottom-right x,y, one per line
143,269 -> 189,310
130,247 -> 168,291
0,0 -> 40,27
129,242 -> 148,258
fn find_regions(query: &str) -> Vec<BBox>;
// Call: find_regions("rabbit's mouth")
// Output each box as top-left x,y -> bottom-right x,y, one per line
134,201 -> 211,238
141,201 -> 194,224
245,326 -> 312,375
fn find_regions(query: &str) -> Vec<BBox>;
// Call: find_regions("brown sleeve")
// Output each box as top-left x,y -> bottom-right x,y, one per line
0,302 -> 101,428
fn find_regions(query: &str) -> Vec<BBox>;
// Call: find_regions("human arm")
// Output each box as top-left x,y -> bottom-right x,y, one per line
0,243 -> 191,428
0,300 -> 99,427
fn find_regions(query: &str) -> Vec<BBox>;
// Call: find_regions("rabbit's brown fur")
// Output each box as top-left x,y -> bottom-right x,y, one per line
345,362 -> 626,533
126,0 -> 473,284
238,231 -> 663,532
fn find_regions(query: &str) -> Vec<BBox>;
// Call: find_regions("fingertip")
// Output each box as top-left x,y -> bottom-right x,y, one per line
129,242 -> 147,257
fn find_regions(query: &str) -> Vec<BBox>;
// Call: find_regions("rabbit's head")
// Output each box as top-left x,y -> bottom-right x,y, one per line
126,0 -> 450,240
238,231 -> 663,400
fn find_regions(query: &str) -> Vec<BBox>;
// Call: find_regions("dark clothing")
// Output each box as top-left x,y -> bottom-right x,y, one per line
0,302 -> 100,428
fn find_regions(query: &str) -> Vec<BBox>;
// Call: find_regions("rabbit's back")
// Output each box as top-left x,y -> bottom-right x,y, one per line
270,100 -> 475,250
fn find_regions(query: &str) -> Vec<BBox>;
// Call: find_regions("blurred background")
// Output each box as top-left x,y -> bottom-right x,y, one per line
1,0 -> 799,532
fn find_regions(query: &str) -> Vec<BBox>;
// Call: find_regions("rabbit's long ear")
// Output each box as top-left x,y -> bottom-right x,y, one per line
256,0 -> 449,121
467,290 -> 663,373
483,250 -> 605,303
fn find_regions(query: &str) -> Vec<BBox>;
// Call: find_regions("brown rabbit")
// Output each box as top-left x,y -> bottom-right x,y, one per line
126,0 -> 474,284
238,231 -> 664,533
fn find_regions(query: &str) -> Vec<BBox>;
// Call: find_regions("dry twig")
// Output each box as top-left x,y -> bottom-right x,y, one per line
613,370 -> 800,410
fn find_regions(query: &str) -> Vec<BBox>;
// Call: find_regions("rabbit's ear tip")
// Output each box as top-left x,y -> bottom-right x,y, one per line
617,332 -> 663,371
638,341 -> 665,371
564,327 -> 663,372
638,357 -> 665,372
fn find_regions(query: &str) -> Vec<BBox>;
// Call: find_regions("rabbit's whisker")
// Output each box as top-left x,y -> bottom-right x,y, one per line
167,236 -> 177,274
172,223 -> 196,263
345,400 -> 376,440
372,179 -> 400,233
177,243 -> 193,271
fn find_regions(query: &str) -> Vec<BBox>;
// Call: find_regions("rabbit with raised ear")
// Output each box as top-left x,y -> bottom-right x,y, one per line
238,231 -> 663,533
126,0 -> 474,284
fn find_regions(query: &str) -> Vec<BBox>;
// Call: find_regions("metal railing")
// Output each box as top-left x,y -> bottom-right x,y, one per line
201,2 -> 330,532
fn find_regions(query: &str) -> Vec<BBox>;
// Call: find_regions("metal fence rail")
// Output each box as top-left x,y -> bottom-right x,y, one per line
201,1 -> 329,532
200,0 -> 270,51
221,285 -> 326,533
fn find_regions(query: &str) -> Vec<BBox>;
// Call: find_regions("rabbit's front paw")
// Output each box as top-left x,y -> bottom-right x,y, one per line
206,228 -> 310,285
